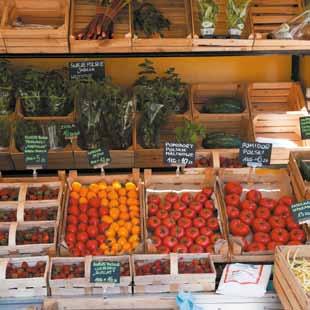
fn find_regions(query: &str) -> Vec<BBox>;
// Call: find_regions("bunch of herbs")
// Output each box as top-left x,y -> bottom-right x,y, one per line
198,0 -> 219,29
176,119 -> 206,144
0,61 -> 14,116
227,0 -> 251,31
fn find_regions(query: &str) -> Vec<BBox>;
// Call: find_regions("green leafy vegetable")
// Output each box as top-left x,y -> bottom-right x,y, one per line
227,0 -> 251,31
176,120 -> 206,144
0,61 -> 14,116
198,0 -> 219,29
0,118 -> 10,148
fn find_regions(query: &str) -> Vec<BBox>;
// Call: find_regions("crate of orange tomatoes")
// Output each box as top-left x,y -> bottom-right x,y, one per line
143,169 -> 229,262
60,169 -> 143,257
217,168 -> 309,263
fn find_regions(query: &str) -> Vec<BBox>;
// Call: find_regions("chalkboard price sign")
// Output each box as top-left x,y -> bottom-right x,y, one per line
90,261 -> 120,284
300,116 -> 310,140
164,142 -> 195,166
290,200 -> 310,224
239,141 -> 272,167
61,124 -> 80,139
69,61 -> 105,81
88,148 -> 111,167
24,135 -> 48,167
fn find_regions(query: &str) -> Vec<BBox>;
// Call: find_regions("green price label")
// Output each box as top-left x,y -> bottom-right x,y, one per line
88,148 -> 111,167
24,135 -> 48,167
90,261 -> 120,284
61,124 -> 80,139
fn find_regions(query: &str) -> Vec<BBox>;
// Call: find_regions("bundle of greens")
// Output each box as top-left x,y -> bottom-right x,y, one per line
0,61 -> 15,116
176,120 -> 206,144
16,68 -> 72,117
198,0 -> 218,31
227,0 -> 251,34
0,118 -> 10,149
134,59 -> 188,149
134,2 -> 170,37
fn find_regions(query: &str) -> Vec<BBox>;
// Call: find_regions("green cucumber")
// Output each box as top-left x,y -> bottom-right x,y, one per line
202,132 -> 242,149
202,97 -> 244,114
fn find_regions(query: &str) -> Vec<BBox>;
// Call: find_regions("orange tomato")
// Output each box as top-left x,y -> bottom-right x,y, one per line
122,242 -> 132,252
71,182 -> 82,192
79,187 -> 88,198
118,227 -> 129,238
112,181 -> 122,190
105,229 -> 116,238
132,226 -> 140,235
124,222 -> 132,231
129,211 -> 139,219
118,237 -> 127,247
109,200 -> 119,209
110,208 -> 120,220
127,198 -> 139,207
98,182 -> 107,191
79,197 -> 88,205
108,191 -> 118,200
117,220 -> 125,227
89,183 -> 99,193
119,204 -> 128,213
86,191 -> 96,200
110,222 -> 119,231
125,182 -> 136,191
119,212 -> 130,221
119,196 -> 127,205
106,185 -> 114,192
101,198 -> 109,207
102,215 -> 113,224
127,190 -> 138,199
131,218 -> 140,226
118,188 -> 127,197
98,190 -> 107,199
131,241 -> 139,250
70,191 -> 80,200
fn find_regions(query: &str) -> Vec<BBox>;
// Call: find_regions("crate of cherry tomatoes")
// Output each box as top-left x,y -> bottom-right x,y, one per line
49,255 -> 132,296
0,256 -> 49,297
133,253 -> 215,294
60,169 -> 143,257
217,168 -> 309,262
143,169 -> 229,261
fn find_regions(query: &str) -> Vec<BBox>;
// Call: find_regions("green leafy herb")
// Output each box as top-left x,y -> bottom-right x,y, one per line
176,120 -> 206,144
198,0 -> 219,29
227,0 -> 251,31
0,61 -> 14,116
0,118 -> 10,148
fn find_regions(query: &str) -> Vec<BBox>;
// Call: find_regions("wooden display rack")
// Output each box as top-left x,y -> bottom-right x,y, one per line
0,255 -> 49,298
0,0 -> 6,53
131,0 -> 192,52
133,253 -> 216,294
0,0 -> 70,53
59,169 -> 144,257
274,245 -> 310,310
69,0 -> 132,53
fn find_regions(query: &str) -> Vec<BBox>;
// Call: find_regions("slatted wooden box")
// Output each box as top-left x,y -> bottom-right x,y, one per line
191,0 -> 253,51
0,255 -> 49,298
0,0 -> 7,53
217,168 -> 309,262
274,245 -> 310,310
70,0 -> 132,53
1,0 -> 69,53
131,0 -> 192,52
133,253 -> 216,294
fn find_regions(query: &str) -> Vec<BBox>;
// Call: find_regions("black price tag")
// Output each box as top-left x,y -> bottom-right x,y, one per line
290,201 -> 310,224
90,261 -> 120,284
88,148 -> 111,167
164,142 -> 195,166
24,135 -> 48,167
239,141 -> 272,167
69,61 -> 105,81
61,124 -> 80,139
300,116 -> 310,140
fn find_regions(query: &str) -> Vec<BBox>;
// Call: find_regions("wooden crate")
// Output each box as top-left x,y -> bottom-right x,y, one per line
59,169 -> 143,257
217,168 -> 309,262
133,253 -> 216,294
0,255 -> 49,297
132,0 -> 192,52
0,0 -> 7,53
49,256 -> 132,296
213,149 -> 247,169
70,0 -> 132,53
143,169 -> 229,261
274,245 -> 310,310
0,148 -> 14,171
288,150 -> 310,201
191,0 -> 253,51
191,83 -> 249,122
1,0 -> 69,53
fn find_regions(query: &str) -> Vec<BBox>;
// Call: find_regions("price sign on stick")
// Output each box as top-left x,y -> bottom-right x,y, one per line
90,261 -> 120,284
299,116 -> 310,140
69,61 -> 105,81
290,201 -> 310,224
239,142 -> 272,168
164,142 -> 195,166
61,124 -> 80,140
24,135 -> 48,168
88,148 -> 111,175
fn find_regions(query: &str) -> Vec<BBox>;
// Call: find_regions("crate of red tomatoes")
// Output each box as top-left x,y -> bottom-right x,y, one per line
0,256 -> 49,297
49,255 -> 132,296
143,169 -> 229,262
60,169 -> 143,257
132,253 -> 215,294
217,168 -> 309,262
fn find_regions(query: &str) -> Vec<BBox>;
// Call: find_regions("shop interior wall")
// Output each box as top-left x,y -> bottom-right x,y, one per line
9,55 -> 291,87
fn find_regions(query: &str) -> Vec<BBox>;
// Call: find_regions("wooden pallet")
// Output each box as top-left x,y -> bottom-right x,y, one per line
143,169 -> 229,260
288,150 -> 310,201
217,168 -> 309,262
0,255 -> 49,297
133,253 -> 216,294
1,0 -> 69,53
59,169 -> 144,257
191,82 -> 249,122
70,0 -> 132,53
274,245 -> 310,310
49,256 -> 132,296
132,0 -> 192,52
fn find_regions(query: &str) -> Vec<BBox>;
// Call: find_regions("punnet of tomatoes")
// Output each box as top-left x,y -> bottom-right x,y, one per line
66,180 -> 141,256
0,209 -> 16,222
24,207 -> 58,221
51,262 -> 85,279
178,258 -> 212,274
135,259 -> 170,276
26,185 -> 59,201
0,230 -> 9,245
224,181 -> 306,252
220,157 -> 245,168
16,227 -> 54,245
0,187 -> 19,201
6,261 -> 46,279
146,187 -> 223,254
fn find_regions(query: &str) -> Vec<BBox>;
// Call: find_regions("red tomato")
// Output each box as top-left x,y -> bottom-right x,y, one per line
71,248 -> 81,257
240,209 -> 255,225
165,193 -> 179,204
289,228 -> 306,243
163,236 -> 178,249
247,242 -> 266,252
179,236 -> 193,248
88,217 -> 99,226
269,216 -> 286,229
189,201 -> 203,213
183,208 -> 196,219
96,235 -> 106,244
88,198 -> 100,209
278,196 -> 293,207
177,217 -> 192,229
151,236 -> 162,248
147,216 -> 161,230
79,204 -> 88,213
200,227 -> 213,237
67,224 -> 78,234
267,241 -> 282,251
67,215 -> 78,225
180,192 -> 193,205
78,213 -> 88,224
148,203 -> 159,216
185,227 -> 200,240
173,202 -> 187,212
252,218 -> 271,233
253,232 -> 271,245
207,217 -> 220,231
199,208 -> 213,220
193,217 -> 206,228
225,182 -> 243,195
159,201 -> 172,212
194,193 -> 208,204
76,241 -> 86,253
196,235 -> 210,247
210,233 -> 222,244
172,244 -> 188,253
162,217 -> 176,229
148,194 -> 161,206
154,225 -> 169,239
225,194 -> 240,208
65,232 -> 76,245
170,210 -> 182,221
259,198 -> 277,210
78,223 -> 88,232
76,232 -> 88,243
157,245 -> 170,254
86,239 -> 98,252
227,206 -> 240,220
240,200 -> 257,212
286,216 -> 299,231
156,209 -> 169,220
68,206 -> 79,216
170,226 -> 185,239
230,219 -> 250,237
255,207 -> 271,220
274,204 -> 291,218
87,208 -> 98,218
99,207 -> 109,217
288,240 -> 302,245
204,200 -> 215,211
271,228 -> 289,244
87,226 -> 98,238
206,244 -> 214,254
246,190 -> 262,203
189,244 -> 204,253
98,222 -> 109,234
202,187 -> 213,198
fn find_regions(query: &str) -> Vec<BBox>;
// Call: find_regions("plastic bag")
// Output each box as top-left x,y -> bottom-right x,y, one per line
216,263 -> 272,297
176,292 -> 203,310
